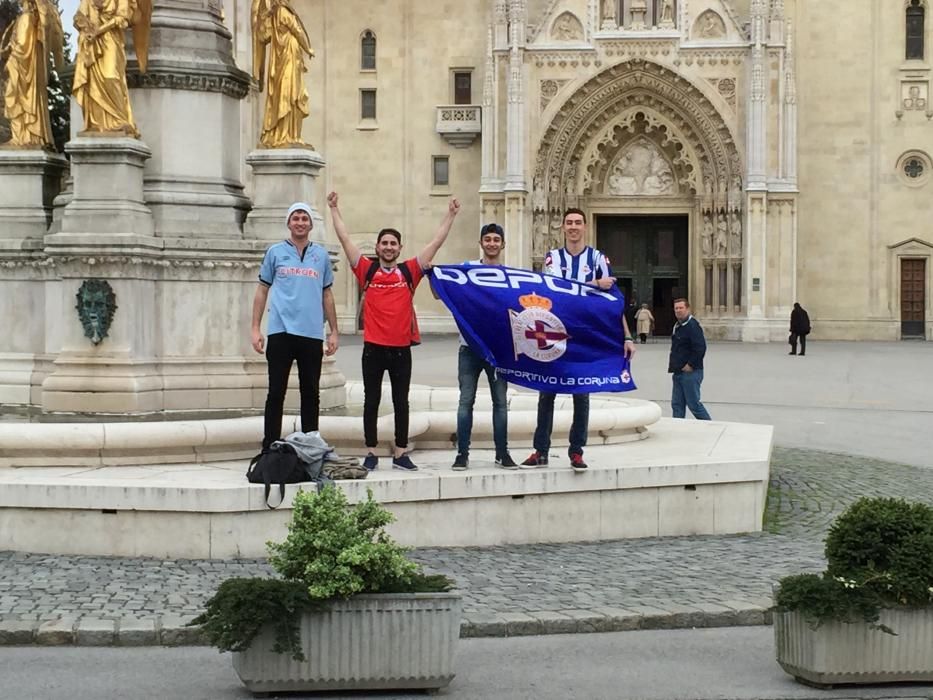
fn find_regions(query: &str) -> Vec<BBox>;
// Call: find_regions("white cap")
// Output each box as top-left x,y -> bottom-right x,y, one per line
286,202 -> 313,225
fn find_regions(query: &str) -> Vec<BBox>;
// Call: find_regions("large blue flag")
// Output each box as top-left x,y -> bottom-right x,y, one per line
429,265 -> 635,394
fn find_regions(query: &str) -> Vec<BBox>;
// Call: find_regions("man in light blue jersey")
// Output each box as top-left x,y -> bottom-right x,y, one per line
451,223 -> 517,471
522,207 -> 637,472
251,203 -> 339,451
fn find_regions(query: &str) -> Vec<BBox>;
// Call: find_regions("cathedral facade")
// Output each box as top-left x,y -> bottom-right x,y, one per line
229,0 -> 933,341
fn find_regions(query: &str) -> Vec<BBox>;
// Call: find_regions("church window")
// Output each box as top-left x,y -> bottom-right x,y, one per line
433,156 -> 450,187
453,72 -> 473,105
360,89 -> 376,120
907,0 -> 925,61
897,150 -> 932,186
904,157 -> 925,178
361,31 -> 376,70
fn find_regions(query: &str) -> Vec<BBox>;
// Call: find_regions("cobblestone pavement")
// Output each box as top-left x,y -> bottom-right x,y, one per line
1,448 -> 932,643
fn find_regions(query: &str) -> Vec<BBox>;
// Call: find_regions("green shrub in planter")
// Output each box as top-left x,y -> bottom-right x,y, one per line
191,486 -> 452,659
774,497 -> 933,630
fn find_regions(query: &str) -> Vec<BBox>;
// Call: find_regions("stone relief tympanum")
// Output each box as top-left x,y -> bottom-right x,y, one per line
606,141 -> 675,195
552,12 -> 584,41
695,10 -> 726,39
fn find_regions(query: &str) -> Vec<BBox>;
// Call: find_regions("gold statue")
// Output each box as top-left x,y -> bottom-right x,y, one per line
0,0 -> 64,148
252,0 -> 314,148
72,0 -> 151,137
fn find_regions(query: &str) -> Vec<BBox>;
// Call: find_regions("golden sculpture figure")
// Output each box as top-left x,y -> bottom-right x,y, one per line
72,0 -> 151,137
252,0 -> 314,148
0,0 -> 64,148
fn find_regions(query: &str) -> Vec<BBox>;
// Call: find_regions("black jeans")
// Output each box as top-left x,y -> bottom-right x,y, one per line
790,333 -> 807,355
362,342 -> 412,449
263,332 -> 324,450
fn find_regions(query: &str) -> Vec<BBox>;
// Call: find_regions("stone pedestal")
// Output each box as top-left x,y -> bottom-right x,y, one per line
0,149 -> 67,239
59,136 -> 154,237
244,149 -> 326,240
126,0 -> 252,237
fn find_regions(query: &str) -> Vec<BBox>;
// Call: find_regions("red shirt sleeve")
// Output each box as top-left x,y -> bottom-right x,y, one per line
403,258 -> 425,288
353,256 -> 374,287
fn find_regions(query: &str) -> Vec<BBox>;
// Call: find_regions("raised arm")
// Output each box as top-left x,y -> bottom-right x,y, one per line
326,191 -> 362,266
417,198 -> 460,269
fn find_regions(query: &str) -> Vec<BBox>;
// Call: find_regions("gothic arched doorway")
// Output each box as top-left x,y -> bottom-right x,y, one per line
532,59 -> 744,321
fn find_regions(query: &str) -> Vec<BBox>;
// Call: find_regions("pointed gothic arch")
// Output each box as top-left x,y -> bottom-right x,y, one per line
533,59 -> 743,249
532,58 -> 745,314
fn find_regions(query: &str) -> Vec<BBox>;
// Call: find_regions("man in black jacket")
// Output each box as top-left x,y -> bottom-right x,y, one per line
789,302 -> 811,356
668,298 -> 712,420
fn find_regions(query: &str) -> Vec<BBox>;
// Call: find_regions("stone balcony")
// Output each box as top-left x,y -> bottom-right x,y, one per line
435,105 -> 481,147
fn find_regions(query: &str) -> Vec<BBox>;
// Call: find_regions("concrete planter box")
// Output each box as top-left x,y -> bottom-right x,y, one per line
774,608 -> 933,687
232,593 -> 462,694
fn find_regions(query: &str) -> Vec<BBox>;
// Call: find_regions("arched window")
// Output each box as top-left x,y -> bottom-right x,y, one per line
361,31 -> 376,70
907,0 -> 925,61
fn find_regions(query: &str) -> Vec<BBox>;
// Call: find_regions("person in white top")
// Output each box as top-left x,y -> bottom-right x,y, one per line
522,207 -> 637,472
451,223 -> 517,471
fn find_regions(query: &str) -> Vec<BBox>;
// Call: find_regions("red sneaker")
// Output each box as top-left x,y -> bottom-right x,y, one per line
521,451 -> 549,469
570,453 -> 588,472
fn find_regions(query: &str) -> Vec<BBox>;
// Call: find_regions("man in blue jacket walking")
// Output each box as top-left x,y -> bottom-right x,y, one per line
668,298 -> 711,420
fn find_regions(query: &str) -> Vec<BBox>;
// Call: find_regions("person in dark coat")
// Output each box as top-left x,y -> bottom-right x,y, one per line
668,298 -> 711,420
789,302 -> 811,356
624,296 -> 639,344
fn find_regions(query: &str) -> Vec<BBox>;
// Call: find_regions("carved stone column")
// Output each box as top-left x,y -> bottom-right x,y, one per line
505,0 -> 527,192
126,0 -> 252,237
480,26 -> 496,188
782,20 -> 798,185
746,0 -> 768,190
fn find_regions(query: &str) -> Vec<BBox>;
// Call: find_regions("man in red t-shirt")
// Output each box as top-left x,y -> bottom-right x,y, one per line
327,191 -> 461,471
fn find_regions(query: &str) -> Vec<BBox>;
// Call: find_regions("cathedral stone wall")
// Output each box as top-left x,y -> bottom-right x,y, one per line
796,0 -> 933,339
222,0 -> 933,340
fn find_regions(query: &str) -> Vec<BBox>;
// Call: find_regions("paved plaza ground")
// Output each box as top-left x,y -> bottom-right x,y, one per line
0,338 -> 931,698
1,447 -> 931,640
0,338 -> 930,642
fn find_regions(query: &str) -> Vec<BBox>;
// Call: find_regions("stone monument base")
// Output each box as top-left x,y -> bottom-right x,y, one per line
60,136 -> 153,237
244,148 -> 326,239
0,148 -> 67,240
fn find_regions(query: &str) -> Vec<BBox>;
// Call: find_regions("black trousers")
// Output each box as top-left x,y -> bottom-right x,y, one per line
361,342 -> 412,449
263,332 -> 324,450
790,333 -> 807,355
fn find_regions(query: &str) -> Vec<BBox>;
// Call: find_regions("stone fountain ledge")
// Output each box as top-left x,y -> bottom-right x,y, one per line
0,418 -> 772,555
0,383 -> 662,468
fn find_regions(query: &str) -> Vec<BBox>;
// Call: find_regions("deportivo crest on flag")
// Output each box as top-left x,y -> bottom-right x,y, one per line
509,293 -> 569,363
429,265 -> 636,394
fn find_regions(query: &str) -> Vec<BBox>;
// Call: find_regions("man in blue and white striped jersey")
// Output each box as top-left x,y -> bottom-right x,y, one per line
521,207 -> 637,473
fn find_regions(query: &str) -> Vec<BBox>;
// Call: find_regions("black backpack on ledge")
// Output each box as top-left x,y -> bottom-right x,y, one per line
246,443 -> 308,509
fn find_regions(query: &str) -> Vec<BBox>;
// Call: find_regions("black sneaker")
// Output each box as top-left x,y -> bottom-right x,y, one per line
495,454 -> 519,470
521,451 -> 549,469
392,454 -> 418,471
452,453 -> 469,471
570,453 -> 588,472
363,453 -> 378,471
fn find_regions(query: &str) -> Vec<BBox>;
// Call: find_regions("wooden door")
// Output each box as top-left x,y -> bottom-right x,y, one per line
901,258 -> 926,338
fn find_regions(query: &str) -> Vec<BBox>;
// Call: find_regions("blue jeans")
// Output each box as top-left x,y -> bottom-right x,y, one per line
671,370 -> 711,420
456,345 -> 509,456
533,392 -> 589,456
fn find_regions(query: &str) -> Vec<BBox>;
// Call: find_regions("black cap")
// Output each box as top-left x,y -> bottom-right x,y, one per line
480,223 -> 504,239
